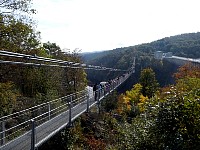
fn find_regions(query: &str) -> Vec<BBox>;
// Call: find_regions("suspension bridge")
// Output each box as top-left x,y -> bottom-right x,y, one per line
0,50 -> 135,150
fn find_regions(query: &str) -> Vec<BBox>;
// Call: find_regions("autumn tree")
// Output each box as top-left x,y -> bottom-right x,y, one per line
173,63 -> 200,79
129,64 -> 200,149
117,83 -> 148,118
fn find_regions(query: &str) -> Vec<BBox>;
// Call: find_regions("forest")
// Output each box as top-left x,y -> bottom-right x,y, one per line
0,1 -> 200,150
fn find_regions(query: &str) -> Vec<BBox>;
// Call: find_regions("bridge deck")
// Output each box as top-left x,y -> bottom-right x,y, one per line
0,86 -> 114,150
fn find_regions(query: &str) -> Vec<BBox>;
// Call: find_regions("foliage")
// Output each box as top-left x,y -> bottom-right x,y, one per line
106,65 -> 200,149
0,0 -> 35,15
0,16 -> 40,53
84,32 -> 200,88
139,68 -> 159,98
0,0 -> 36,28
117,83 -> 148,117
0,0 -> 37,50
173,63 -> 200,79
101,91 -> 118,112
125,83 -> 143,104
149,32 -> 200,58
131,65 -> 200,149
0,82 -> 18,116
45,64 -> 200,150
0,2 -> 87,114
43,42 -> 62,57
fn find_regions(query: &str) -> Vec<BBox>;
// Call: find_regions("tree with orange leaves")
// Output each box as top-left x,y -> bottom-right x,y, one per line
173,63 -> 200,80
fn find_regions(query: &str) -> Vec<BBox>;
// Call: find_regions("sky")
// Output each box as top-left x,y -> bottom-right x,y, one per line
33,0 -> 200,52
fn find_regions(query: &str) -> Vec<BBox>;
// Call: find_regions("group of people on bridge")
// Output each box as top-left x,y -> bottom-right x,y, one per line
92,73 -> 129,101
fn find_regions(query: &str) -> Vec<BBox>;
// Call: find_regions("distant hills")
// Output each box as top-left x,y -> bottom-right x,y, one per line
82,32 -> 200,63
82,32 -> 200,87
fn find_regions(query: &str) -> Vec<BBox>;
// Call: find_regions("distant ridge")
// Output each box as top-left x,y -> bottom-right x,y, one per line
83,32 -> 200,89
83,32 -> 200,63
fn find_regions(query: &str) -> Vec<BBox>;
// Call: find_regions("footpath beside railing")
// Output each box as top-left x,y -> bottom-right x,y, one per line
0,71 -> 133,150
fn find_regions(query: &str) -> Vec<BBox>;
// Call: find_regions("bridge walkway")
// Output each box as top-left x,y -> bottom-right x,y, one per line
0,73 -> 131,150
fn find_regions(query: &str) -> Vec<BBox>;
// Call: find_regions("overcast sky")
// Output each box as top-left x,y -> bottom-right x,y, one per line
33,0 -> 200,52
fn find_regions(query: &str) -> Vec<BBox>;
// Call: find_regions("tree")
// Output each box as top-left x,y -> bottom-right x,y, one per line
0,17 -> 40,53
43,42 -> 62,57
0,0 -> 36,38
0,0 -> 35,24
130,65 -> 200,149
139,68 -> 159,98
0,0 -> 35,14
0,82 -> 18,116
173,63 -> 200,80
0,0 -> 39,52
117,83 -> 148,118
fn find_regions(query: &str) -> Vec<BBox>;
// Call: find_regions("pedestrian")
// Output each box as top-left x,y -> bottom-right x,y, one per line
93,83 -> 97,95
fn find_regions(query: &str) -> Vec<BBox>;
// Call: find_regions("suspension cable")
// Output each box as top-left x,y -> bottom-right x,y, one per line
0,50 -> 127,72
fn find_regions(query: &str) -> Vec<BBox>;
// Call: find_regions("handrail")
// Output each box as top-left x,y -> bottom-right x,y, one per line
0,70 -> 134,149
0,89 -> 85,121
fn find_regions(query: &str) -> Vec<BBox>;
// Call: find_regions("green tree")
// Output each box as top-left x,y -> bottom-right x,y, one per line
139,68 -> 159,98
43,42 -> 62,57
0,0 -> 39,53
0,17 -> 40,53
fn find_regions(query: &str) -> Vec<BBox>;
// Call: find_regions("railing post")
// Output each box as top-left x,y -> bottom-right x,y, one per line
97,90 -> 100,104
97,89 -> 100,114
108,84 -> 111,93
48,103 -> 51,120
31,119 -> 35,150
68,96 -> 72,126
86,94 -> 89,113
95,91 -> 97,101
69,102 -> 72,126
112,82 -> 113,91
0,121 -> 5,146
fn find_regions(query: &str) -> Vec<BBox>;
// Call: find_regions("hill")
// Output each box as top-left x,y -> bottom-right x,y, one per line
83,32 -> 200,63
83,32 -> 200,87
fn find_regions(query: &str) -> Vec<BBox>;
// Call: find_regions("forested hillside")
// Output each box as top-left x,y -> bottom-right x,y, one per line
83,32 -> 200,62
83,32 -> 200,88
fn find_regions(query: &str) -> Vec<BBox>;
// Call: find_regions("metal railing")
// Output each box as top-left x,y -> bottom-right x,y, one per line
0,89 -> 86,146
0,70 -> 132,150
